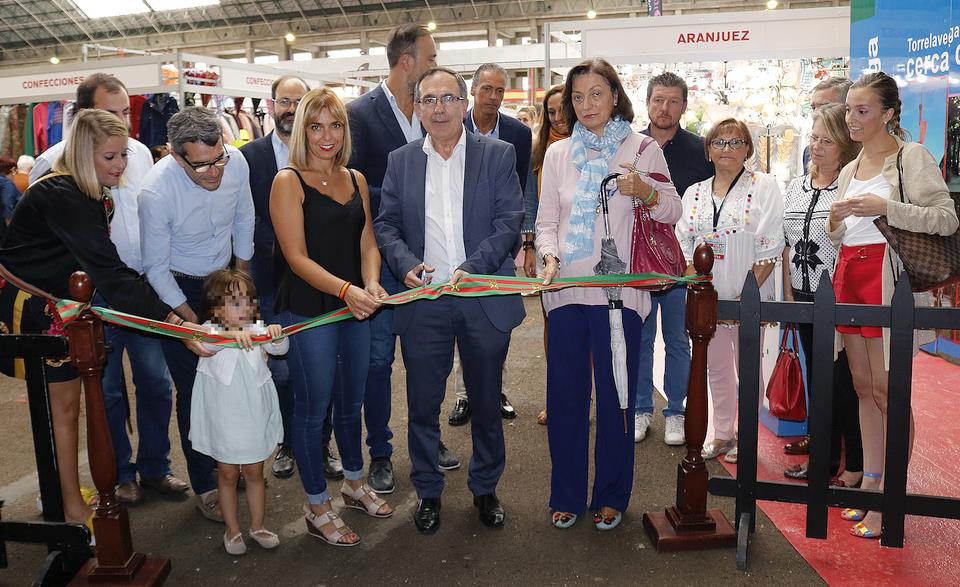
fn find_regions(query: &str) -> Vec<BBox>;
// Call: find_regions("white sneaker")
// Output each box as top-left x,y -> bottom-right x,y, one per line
664,415 -> 686,446
634,412 -> 653,443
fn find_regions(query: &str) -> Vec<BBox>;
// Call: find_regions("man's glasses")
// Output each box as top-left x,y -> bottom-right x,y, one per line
184,149 -> 230,173
273,98 -> 301,109
710,138 -> 747,151
417,94 -> 465,107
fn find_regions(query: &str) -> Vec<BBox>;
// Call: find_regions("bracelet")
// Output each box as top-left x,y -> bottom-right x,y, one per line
337,281 -> 351,300
642,186 -> 657,206
522,241 -> 535,250
543,254 -> 560,267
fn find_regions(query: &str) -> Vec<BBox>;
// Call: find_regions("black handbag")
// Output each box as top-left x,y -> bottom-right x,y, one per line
872,150 -> 960,292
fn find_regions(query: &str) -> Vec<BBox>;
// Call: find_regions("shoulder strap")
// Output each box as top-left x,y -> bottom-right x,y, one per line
896,148 -> 906,204
348,169 -> 360,194
26,171 -> 71,192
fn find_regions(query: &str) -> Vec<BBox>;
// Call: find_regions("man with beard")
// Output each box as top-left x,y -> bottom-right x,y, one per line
239,76 -> 343,481
348,24 -> 460,496
634,72 -> 714,446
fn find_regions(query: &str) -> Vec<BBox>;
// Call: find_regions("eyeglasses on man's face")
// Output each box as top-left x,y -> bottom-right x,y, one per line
184,149 -> 230,173
273,97 -> 301,109
417,94 -> 465,107
710,138 -> 747,151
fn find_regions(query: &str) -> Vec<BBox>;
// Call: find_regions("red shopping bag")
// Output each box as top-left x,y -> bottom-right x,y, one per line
765,324 -> 806,421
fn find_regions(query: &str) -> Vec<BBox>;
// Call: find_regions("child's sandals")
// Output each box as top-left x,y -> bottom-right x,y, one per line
248,528 -> 280,549
224,532 -> 247,555
341,482 -> 393,518
304,504 -> 360,547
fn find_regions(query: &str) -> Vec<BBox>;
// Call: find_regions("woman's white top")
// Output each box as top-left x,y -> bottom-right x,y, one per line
676,171 -> 785,301
841,174 -> 892,247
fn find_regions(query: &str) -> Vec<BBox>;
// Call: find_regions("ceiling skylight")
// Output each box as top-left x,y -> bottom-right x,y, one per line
73,0 -> 220,20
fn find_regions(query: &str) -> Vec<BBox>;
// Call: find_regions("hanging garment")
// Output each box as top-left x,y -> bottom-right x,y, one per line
0,106 -> 10,157
47,101 -> 64,147
33,102 -> 49,154
138,94 -> 180,148
129,95 -> 147,139
22,104 -> 34,157
8,105 -> 26,160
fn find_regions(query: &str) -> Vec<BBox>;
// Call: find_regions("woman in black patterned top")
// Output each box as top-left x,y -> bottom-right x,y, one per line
781,103 -> 862,488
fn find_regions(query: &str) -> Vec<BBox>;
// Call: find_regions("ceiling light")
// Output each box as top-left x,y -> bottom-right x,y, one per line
49,56 -> 60,65
586,9 -> 597,19
285,32 -> 296,43
426,21 -> 437,31
766,0 -> 779,8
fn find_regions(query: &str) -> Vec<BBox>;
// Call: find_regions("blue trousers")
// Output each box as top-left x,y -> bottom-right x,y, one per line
102,325 -> 174,484
400,297 -> 510,499
635,285 -> 690,418
282,313 -> 369,504
158,276 -> 217,495
364,265 -> 399,460
547,304 -> 642,515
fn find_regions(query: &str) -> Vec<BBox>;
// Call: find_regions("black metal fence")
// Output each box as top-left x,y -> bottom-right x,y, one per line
707,273 -> 960,569
0,333 -> 92,585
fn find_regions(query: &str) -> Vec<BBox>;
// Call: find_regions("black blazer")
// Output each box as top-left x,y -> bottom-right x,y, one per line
239,133 -> 280,300
464,110 -> 532,193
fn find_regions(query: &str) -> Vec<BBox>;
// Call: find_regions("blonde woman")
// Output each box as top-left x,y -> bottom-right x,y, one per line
0,109 -> 189,534
271,87 -> 391,547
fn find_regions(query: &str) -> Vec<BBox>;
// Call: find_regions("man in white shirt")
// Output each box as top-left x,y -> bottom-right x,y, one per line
375,67 -> 524,534
139,106 -> 255,522
30,74 -> 187,504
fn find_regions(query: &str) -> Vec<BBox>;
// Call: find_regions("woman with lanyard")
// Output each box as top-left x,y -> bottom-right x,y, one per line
781,103 -> 863,488
537,58 -> 681,530
676,117 -> 784,464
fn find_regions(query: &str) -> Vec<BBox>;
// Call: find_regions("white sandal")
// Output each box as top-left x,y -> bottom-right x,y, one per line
701,439 -> 735,460
341,482 -> 393,518
223,531 -> 247,555
303,505 -> 360,547
248,528 -> 280,549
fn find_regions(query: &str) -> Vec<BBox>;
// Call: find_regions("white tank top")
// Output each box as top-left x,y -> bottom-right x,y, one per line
842,174 -> 892,246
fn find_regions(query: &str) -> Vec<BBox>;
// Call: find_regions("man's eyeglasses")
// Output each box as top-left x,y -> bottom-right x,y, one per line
808,134 -> 836,147
417,94 -> 465,107
184,149 -> 230,173
273,98 -> 301,109
710,138 -> 747,151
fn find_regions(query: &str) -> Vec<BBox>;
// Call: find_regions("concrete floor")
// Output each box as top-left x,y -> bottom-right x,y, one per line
0,296 -> 824,586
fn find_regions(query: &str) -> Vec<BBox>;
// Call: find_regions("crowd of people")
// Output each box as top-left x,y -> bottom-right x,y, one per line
0,21 -> 955,554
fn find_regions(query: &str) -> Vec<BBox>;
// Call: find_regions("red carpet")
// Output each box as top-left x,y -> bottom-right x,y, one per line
720,353 -> 960,586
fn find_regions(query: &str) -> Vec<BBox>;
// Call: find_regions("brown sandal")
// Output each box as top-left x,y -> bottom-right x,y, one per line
303,505 -> 360,547
341,482 -> 393,518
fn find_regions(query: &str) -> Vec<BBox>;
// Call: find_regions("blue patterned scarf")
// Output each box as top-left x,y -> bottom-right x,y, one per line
564,117 -> 633,263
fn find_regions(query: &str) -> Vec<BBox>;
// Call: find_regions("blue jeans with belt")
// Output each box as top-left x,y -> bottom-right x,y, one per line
281,311 -> 370,504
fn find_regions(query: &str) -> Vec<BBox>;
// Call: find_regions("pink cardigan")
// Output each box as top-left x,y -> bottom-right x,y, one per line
535,132 -> 682,318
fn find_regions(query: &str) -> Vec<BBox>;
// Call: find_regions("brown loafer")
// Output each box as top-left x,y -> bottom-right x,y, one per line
115,480 -> 142,503
141,474 -> 190,495
783,436 -> 810,455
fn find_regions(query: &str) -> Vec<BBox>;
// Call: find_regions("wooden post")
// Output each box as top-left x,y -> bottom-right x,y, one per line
643,244 -> 737,551
65,272 -> 170,585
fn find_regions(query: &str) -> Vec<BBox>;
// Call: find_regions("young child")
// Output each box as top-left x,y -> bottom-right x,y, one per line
189,269 -> 288,555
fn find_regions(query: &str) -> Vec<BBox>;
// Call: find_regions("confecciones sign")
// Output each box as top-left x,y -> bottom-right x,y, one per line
676,30 -> 751,45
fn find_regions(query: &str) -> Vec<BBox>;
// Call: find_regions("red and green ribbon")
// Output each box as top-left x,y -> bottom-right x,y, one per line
55,272 -> 708,348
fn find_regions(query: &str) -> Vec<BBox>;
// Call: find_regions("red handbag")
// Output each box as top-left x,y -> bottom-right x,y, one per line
765,324 -> 807,422
628,138 -> 686,288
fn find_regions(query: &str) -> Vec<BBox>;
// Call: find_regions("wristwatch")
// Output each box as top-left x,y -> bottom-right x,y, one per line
543,254 -> 561,267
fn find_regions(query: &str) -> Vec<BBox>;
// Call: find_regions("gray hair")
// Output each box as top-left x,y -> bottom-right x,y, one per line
167,107 -> 223,156
812,77 -> 853,101
472,63 -> 508,83
414,67 -> 468,103
16,154 -> 34,172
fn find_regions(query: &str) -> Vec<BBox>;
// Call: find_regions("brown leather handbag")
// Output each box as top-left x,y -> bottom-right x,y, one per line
628,137 -> 686,288
873,150 -> 960,292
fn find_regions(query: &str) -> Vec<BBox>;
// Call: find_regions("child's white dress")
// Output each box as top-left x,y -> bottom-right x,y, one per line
189,322 -> 289,464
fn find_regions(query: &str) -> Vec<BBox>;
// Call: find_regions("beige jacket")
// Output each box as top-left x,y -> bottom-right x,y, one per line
826,137 -> 959,369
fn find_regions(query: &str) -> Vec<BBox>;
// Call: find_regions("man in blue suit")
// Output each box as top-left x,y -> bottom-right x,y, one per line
449,62 -> 533,426
348,24 -> 460,495
240,75 -> 343,481
375,67 -> 525,534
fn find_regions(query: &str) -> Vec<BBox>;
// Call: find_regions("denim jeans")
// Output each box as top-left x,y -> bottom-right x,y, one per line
102,325 -> 174,484
634,285 -> 690,418
364,265 -> 399,460
281,311 -> 370,504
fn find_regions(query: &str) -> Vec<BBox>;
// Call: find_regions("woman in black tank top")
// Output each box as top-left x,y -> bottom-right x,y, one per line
270,88 -> 392,547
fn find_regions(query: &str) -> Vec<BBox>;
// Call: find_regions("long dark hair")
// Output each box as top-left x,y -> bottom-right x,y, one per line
532,85 -> 565,172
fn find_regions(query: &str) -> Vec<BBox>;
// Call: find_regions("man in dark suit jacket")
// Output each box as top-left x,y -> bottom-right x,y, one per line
239,75 -> 342,481
449,62 -> 532,426
348,24 -> 461,495
375,68 -> 525,534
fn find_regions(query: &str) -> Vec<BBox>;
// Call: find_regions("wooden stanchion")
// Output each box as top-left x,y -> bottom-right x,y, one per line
643,244 -> 737,551
66,272 -> 170,585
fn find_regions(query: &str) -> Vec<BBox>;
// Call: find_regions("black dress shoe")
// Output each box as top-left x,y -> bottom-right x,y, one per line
437,441 -> 461,471
368,457 -> 395,494
473,493 -> 505,528
414,497 -> 441,534
323,445 -> 344,480
448,398 -> 471,426
272,445 -> 295,479
500,394 -> 517,419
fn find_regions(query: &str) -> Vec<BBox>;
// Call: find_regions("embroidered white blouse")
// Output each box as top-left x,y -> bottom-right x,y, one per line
676,170 -> 784,301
